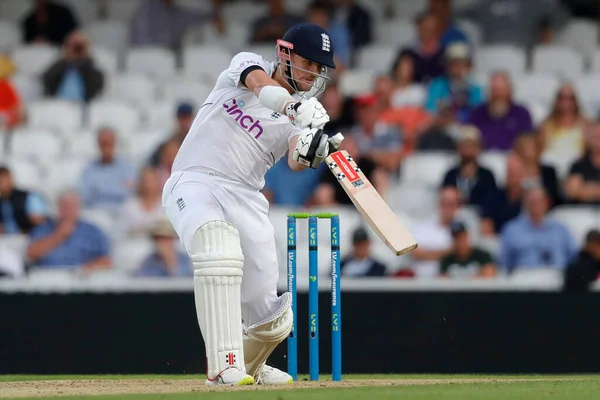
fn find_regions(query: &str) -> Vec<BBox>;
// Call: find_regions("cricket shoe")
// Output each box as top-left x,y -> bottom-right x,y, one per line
255,364 -> 293,385
205,367 -> 255,386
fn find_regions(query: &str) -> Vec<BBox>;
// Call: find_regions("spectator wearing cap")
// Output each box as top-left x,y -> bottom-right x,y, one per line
350,94 -> 403,172
307,0 -> 352,70
340,227 -> 387,277
27,191 -> 111,272
0,166 -> 48,235
410,186 -> 462,278
134,219 -> 192,277
467,71 -> 533,151
499,185 -> 576,273
440,221 -> 496,278
480,154 -> 528,236
79,127 -> 136,212
425,41 -> 483,124
564,122 -> 600,205
563,229 -> 600,292
42,30 -> 104,103
149,102 -> 195,167
441,125 -> 497,209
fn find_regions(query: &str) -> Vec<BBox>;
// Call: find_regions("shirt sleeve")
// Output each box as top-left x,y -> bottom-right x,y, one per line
92,226 -> 111,258
425,80 -> 442,113
25,192 -> 48,216
498,226 -> 514,271
29,223 -> 50,240
227,52 -> 273,88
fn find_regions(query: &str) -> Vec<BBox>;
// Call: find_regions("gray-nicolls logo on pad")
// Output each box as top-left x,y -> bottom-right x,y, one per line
176,197 -> 186,211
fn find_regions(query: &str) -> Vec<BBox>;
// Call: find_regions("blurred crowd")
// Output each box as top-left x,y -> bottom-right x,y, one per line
0,0 -> 599,291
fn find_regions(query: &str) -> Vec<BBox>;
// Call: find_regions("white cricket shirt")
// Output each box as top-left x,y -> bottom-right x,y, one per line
171,52 -> 302,190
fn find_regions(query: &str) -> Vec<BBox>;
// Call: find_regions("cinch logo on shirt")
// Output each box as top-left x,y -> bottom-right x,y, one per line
223,98 -> 263,139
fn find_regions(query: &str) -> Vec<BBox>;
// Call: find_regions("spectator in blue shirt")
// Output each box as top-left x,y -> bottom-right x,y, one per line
134,219 -> 192,278
27,191 -> 111,271
425,42 -> 484,123
307,0 -> 352,69
499,185 -> 577,273
0,166 -> 48,234
263,160 -> 324,206
79,127 -> 137,212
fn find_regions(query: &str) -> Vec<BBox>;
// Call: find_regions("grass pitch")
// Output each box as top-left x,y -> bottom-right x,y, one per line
0,374 -> 598,400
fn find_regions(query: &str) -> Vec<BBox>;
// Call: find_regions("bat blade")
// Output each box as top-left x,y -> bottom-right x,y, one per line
325,150 -> 418,255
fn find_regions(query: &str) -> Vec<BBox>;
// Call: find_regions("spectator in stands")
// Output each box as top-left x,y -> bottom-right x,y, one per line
130,0 -> 223,51
42,31 -> 104,103
319,83 -> 354,137
480,154 -> 527,236
441,125 -> 497,209
307,0 -> 352,70
467,71 -> 534,151
539,84 -> 589,155
22,0 -> 78,45
79,128 -> 136,212
440,220 -> 496,278
264,162 -> 324,206
389,50 -> 427,108
350,94 -> 403,172
0,166 -> 48,235
251,0 -> 303,44
499,185 -> 576,273
565,122 -> 600,205
410,186 -> 462,278
425,42 -> 483,123
428,0 -> 468,47
331,0 -> 373,50
340,227 -> 387,277
563,229 -> 600,292
313,136 -> 387,205
149,102 -> 195,167
458,0 -> 570,48
396,13 -> 445,85
27,191 -> 111,272
0,55 -> 23,129
156,139 -> 180,187
119,167 -> 166,238
537,17 -> 555,45
134,219 -> 192,278
513,134 -> 561,207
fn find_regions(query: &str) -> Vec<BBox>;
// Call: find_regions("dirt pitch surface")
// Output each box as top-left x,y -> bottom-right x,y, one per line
0,377 -> 585,398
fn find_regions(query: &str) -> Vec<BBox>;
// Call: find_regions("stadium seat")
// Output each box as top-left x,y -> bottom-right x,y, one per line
86,20 -> 127,51
59,0 -> 98,26
390,0 -> 427,21
129,128 -> 169,163
400,152 -> 457,188
540,150 -> 579,181
573,74 -> 600,119
113,237 -> 154,273
109,73 -> 157,106
521,99 -> 550,127
591,51 -> 600,73
80,208 -> 118,241
456,19 -> 482,47
186,21 -> 250,53
10,73 -> 43,105
548,205 -> 600,247
3,156 -> 42,190
532,45 -> 584,80
385,183 -> 438,221
126,47 -> 176,80
92,46 -> 119,76
479,151 -> 507,186
141,100 -> 176,131
557,19 -> 598,55
105,0 -> 143,24
338,69 -> 375,97
161,79 -> 212,107
87,99 -> 142,136
355,44 -> 397,75
221,1 -> 268,23
12,44 -> 59,76
45,157 -> 89,201
283,0 -> 311,15
475,45 -> 527,76
10,128 -> 65,164
182,45 -> 232,82
375,20 -> 416,47
513,73 -> 560,109
0,234 -> 29,259
0,0 -> 32,21
356,0 -> 386,22
28,100 -> 83,135
0,21 -> 19,52
245,44 -> 277,62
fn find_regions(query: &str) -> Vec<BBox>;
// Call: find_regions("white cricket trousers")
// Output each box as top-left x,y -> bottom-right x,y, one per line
163,170 -> 280,327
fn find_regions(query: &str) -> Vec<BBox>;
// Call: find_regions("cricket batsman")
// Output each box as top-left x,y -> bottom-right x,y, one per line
162,23 -> 344,386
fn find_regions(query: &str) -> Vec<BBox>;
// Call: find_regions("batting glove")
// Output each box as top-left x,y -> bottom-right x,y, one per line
285,98 -> 330,130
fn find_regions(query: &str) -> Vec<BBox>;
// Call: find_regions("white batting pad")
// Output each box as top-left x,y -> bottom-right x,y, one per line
243,292 -> 293,378
191,220 -> 246,380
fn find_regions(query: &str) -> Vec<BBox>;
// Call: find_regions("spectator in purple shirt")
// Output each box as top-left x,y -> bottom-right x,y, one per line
467,71 -> 534,151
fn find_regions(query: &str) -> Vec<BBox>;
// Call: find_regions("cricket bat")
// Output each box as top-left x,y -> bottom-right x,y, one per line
325,150 -> 418,256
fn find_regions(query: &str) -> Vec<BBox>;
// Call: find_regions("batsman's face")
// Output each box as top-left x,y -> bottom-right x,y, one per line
290,53 -> 323,92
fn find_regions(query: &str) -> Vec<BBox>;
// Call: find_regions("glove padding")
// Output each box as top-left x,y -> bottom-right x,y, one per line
286,98 -> 329,130
293,128 -> 345,169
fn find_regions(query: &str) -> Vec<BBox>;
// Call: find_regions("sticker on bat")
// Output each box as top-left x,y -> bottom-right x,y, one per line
331,152 -> 360,183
